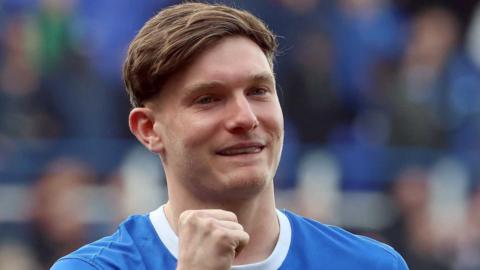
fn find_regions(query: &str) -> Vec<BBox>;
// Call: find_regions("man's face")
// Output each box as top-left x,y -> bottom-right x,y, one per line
148,36 -> 284,201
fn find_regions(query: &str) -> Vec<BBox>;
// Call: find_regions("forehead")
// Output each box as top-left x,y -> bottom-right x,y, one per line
166,36 -> 274,95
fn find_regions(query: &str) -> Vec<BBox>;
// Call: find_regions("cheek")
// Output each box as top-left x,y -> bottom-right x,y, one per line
167,114 -> 219,151
264,105 -> 285,162
276,110 -> 284,135
263,104 -> 284,138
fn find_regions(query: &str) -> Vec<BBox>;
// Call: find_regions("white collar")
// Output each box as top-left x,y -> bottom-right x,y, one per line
149,205 -> 291,270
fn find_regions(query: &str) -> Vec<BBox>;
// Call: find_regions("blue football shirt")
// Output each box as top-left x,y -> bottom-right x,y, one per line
51,206 -> 408,269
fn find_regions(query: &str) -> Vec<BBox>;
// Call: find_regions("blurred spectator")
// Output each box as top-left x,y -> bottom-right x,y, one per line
330,0 -> 406,111
40,51 -> 126,138
29,157 -> 98,269
386,6 -> 480,151
33,0 -> 78,75
280,28 -> 347,143
383,166 -> 449,270
0,13 -> 58,140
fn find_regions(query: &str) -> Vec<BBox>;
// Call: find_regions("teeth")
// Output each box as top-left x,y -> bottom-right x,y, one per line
221,146 -> 261,155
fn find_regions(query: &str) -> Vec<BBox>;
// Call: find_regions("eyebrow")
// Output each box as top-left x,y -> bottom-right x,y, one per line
249,72 -> 275,85
183,72 -> 276,98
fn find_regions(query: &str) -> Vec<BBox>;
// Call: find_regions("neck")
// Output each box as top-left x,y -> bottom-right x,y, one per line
164,182 -> 279,265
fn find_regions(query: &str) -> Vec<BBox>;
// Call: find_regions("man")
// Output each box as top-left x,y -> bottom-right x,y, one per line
51,2 -> 408,269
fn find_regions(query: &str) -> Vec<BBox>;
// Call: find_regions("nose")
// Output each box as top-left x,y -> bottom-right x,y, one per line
225,95 -> 259,133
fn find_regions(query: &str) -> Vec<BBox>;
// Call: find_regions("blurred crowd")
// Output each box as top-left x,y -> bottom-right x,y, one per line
2,0 -> 480,269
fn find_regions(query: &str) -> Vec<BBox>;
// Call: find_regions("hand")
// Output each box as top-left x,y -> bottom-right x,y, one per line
176,209 -> 250,270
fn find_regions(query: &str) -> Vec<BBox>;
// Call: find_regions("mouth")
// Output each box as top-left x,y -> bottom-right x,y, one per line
216,143 -> 265,156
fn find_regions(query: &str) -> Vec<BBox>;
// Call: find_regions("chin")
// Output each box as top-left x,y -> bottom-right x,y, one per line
191,168 -> 272,202
217,170 -> 272,199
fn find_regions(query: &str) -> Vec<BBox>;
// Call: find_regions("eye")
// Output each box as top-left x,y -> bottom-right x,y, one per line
248,88 -> 268,96
194,95 -> 219,105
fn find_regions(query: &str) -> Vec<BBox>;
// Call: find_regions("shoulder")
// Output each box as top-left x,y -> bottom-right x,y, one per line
51,257 -> 99,270
281,210 -> 408,269
50,214 -> 154,270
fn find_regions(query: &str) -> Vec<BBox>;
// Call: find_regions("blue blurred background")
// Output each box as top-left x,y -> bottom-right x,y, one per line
2,0 -> 480,269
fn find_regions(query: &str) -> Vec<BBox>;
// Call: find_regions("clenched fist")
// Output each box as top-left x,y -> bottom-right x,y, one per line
176,209 -> 250,270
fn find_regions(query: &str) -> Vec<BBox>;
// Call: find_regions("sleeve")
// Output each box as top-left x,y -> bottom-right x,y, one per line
50,258 -> 100,270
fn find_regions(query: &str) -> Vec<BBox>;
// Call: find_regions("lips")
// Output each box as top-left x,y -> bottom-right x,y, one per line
216,143 -> 265,156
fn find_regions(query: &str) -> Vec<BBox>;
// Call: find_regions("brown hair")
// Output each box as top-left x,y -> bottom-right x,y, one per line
123,2 -> 278,107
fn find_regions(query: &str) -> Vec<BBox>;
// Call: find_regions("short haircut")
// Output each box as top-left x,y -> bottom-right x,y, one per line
123,2 -> 278,107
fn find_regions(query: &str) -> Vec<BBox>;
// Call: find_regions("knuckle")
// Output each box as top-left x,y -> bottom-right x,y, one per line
235,222 -> 244,230
203,217 -> 216,230
179,210 -> 198,227
226,211 -> 238,222
212,229 -> 229,242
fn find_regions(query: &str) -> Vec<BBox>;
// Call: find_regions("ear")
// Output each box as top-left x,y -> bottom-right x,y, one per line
129,108 -> 164,154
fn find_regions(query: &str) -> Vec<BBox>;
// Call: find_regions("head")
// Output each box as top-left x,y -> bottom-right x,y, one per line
124,3 -> 284,203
